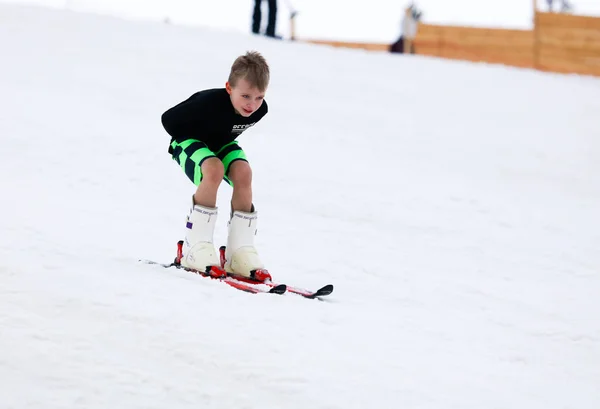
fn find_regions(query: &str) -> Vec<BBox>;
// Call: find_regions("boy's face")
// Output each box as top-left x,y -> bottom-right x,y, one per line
226,78 -> 266,117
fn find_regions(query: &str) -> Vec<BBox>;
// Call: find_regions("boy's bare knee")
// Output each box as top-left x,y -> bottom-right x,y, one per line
229,161 -> 252,186
201,158 -> 225,184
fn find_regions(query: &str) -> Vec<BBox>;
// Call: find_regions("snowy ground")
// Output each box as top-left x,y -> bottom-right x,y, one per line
1,3 -> 600,409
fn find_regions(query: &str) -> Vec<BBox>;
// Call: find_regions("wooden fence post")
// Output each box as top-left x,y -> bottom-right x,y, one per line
533,0 -> 540,70
289,10 -> 298,41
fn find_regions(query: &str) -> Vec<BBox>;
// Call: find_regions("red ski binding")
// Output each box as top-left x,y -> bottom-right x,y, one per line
174,240 -> 184,265
205,265 -> 228,279
249,269 -> 272,282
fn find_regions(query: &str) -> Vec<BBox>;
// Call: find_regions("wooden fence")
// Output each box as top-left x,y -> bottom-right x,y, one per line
411,24 -> 535,69
305,12 -> 600,77
535,12 -> 600,75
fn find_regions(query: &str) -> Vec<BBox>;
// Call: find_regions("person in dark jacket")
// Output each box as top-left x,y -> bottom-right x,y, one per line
390,4 -> 421,54
252,0 -> 278,37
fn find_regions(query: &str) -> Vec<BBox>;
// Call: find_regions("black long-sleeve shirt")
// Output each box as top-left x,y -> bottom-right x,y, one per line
161,88 -> 268,153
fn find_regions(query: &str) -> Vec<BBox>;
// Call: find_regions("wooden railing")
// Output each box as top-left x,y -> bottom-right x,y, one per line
304,12 -> 600,77
535,12 -> 600,75
412,24 -> 535,69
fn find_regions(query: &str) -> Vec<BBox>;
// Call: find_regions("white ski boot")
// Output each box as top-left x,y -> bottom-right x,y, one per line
224,209 -> 270,281
180,204 -> 220,271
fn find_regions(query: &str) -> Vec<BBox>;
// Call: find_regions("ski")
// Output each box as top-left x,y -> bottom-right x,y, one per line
141,241 -> 333,299
228,274 -> 333,299
219,246 -> 334,299
142,259 -> 286,295
287,283 -> 334,299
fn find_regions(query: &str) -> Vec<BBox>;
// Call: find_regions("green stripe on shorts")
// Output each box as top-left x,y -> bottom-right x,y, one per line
170,140 -> 216,186
170,139 -> 248,187
216,141 -> 248,175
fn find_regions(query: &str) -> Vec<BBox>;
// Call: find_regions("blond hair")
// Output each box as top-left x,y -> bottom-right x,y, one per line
228,51 -> 270,92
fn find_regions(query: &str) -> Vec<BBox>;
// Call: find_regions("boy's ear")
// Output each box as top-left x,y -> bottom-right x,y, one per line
225,82 -> 232,95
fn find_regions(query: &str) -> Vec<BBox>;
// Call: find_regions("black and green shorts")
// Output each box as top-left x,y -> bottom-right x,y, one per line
170,139 -> 248,186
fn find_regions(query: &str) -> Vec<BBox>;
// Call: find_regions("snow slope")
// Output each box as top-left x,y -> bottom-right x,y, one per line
1,3 -> 600,409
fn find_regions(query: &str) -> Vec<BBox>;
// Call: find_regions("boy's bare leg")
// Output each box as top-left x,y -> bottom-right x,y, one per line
193,157 -> 224,207
224,160 -> 264,278
228,160 -> 253,212
181,157 -> 223,270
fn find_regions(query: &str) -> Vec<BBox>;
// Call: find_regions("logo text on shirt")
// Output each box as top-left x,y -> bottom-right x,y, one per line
232,123 -> 256,135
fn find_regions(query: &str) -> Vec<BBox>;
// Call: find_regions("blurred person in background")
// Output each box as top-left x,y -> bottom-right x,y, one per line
546,0 -> 573,13
390,3 -> 422,54
252,0 -> 278,38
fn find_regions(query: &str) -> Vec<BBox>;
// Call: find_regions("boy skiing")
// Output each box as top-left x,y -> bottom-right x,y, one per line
161,51 -> 270,280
